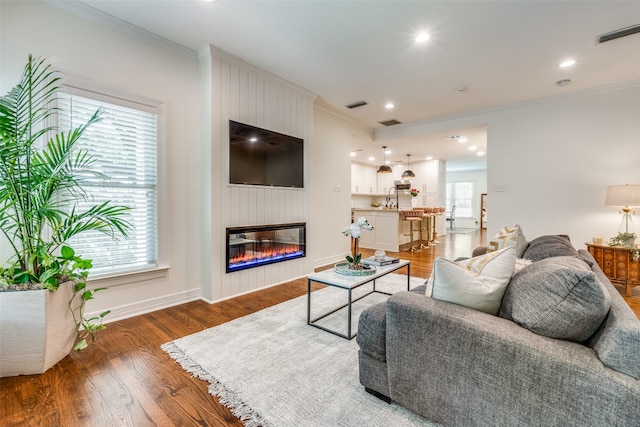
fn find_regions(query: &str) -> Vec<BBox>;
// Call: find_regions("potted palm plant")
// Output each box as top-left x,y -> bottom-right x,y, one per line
0,55 -> 131,376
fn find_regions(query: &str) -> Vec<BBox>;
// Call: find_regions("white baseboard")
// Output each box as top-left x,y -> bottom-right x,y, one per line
87,288 -> 201,324
87,252 -> 350,321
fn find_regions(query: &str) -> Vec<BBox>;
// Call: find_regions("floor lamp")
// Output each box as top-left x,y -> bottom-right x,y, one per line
605,184 -> 640,234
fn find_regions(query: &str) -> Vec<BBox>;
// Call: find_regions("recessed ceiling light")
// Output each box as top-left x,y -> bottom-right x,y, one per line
457,137 -> 468,143
426,156 -> 433,160
477,151 -> 485,156
385,149 -> 391,155
368,156 -> 375,161
415,32 -> 431,43
468,146 -> 477,151
350,152 -> 357,157
560,59 -> 576,68
249,137 -> 258,142
385,102 -> 394,110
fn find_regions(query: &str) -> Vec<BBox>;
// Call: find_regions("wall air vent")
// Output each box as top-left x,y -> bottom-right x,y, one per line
378,119 -> 401,126
597,23 -> 640,44
346,100 -> 368,109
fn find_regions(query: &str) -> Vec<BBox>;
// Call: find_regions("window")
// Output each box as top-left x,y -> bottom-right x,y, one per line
57,87 -> 161,277
446,181 -> 474,218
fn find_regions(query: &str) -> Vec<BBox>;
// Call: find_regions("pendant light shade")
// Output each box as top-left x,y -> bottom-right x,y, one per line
402,154 -> 415,178
377,146 -> 392,174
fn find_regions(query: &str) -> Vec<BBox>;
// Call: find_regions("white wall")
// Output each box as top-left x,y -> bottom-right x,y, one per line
0,1 -> 195,320
313,106 -> 373,266
378,82 -> 640,249
199,45 -> 315,302
486,83 -> 640,246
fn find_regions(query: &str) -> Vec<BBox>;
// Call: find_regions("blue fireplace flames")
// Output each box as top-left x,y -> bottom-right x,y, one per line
226,222 -> 306,273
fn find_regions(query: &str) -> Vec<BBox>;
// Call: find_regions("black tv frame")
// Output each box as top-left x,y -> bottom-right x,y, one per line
228,120 -> 304,189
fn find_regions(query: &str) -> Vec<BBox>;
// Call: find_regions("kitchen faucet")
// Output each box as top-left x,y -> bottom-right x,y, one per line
386,187 -> 396,208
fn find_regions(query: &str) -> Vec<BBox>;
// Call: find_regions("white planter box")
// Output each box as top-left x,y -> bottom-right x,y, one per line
0,282 -> 77,377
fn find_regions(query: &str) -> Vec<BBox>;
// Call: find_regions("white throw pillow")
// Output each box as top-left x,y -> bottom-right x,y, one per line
425,246 -> 516,315
486,224 -> 528,258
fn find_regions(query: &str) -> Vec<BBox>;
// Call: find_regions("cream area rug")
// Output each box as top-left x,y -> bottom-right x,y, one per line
162,274 -> 439,427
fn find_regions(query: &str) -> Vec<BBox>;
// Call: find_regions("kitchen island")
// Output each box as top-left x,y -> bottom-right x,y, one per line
352,208 -> 445,252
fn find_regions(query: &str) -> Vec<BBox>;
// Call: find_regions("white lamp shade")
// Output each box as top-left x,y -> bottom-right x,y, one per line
605,184 -> 640,207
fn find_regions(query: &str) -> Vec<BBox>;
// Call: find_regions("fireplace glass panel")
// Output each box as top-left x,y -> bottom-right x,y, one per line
226,222 -> 306,272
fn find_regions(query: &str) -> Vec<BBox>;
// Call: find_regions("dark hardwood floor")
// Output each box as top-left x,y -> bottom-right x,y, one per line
1,229 -> 638,426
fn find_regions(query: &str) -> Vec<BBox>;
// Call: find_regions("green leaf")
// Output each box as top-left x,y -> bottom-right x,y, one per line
60,245 -> 75,259
74,339 -> 88,351
99,310 -> 111,318
82,290 -> 93,301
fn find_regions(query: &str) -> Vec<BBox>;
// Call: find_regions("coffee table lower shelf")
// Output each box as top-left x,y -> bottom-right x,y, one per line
306,260 -> 410,339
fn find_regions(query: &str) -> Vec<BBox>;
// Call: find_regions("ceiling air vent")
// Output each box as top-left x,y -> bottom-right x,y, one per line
379,119 -> 402,126
346,100 -> 368,109
597,23 -> 640,44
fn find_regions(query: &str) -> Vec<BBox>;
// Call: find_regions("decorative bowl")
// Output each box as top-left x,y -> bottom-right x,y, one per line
334,262 -> 377,276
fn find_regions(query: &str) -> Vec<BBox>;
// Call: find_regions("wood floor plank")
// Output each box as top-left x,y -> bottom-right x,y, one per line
1,229 -> 638,426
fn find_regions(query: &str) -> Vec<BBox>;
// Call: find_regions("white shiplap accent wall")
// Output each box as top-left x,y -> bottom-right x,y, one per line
200,45 -> 316,302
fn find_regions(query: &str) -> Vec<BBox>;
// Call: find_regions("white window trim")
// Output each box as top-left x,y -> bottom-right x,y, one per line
447,179 -> 476,219
59,74 -> 168,286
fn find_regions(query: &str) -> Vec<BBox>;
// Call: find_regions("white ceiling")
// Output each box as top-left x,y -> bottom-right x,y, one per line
67,0 -> 640,170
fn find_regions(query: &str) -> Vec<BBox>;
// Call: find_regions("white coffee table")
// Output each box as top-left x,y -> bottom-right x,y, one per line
306,260 -> 411,339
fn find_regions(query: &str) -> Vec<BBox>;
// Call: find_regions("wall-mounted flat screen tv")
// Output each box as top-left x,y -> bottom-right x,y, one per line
229,120 -> 304,188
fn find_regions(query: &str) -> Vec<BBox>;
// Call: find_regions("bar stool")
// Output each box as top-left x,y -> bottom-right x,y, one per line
402,209 -> 424,252
433,207 -> 446,244
413,207 -> 432,248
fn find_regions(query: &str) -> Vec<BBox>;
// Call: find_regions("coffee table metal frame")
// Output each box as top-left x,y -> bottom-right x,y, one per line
307,260 -> 411,339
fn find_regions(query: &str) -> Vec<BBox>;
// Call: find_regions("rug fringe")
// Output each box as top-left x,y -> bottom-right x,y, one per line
161,342 -> 274,427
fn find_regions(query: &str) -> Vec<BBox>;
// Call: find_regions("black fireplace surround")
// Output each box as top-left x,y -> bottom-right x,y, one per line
226,222 -> 306,273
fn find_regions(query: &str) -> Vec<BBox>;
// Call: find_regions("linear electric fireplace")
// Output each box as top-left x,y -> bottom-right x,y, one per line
226,222 -> 306,273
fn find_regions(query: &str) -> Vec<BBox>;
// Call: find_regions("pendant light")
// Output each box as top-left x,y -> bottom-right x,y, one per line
377,146 -> 392,174
402,154 -> 415,178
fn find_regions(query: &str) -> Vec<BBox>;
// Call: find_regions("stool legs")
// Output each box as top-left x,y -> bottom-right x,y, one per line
402,219 -> 421,252
420,216 -> 430,248
432,215 -> 441,244
409,220 -> 420,252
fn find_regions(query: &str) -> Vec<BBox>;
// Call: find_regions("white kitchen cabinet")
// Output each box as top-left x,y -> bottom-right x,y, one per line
351,163 -> 377,194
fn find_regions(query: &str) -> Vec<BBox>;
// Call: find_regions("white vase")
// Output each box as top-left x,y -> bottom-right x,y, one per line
0,281 -> 78,377
411,198 -> 418,207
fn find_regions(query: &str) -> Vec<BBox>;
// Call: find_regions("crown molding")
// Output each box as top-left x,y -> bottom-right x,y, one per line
49,0 -> 197,60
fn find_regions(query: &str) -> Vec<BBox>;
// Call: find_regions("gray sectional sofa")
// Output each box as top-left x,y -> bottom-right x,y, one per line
357,235 -> 640,426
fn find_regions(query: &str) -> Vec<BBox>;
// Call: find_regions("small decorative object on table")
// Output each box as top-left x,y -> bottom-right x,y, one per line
336,217 -> 376,275
410,188 -> 419,207
609,232 -> 639,261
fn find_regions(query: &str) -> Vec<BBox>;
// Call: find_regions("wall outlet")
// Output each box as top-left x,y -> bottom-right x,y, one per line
494,184 -> 505,192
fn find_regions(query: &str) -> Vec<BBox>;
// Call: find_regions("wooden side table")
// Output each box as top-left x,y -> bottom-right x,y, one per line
586,243 -> 640,296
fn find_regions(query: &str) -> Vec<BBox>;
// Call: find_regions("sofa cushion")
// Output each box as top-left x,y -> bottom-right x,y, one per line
426,246 -> 516,315
499,256 -> 611,343
486,224 -> 528,258
521,234 -> 579,261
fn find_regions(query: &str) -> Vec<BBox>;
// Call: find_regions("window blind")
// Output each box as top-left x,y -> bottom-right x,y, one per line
57,92 -> 158,276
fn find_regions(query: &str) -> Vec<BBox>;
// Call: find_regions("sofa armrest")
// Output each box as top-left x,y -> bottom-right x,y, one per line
384,292 -> 640,426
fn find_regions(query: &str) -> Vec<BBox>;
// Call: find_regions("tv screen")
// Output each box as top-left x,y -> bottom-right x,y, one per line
229,120 -> 304,188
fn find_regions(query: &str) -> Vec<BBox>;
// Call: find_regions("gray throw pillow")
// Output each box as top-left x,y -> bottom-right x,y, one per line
521,235 -> 579,262
499,256 -> 611,343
